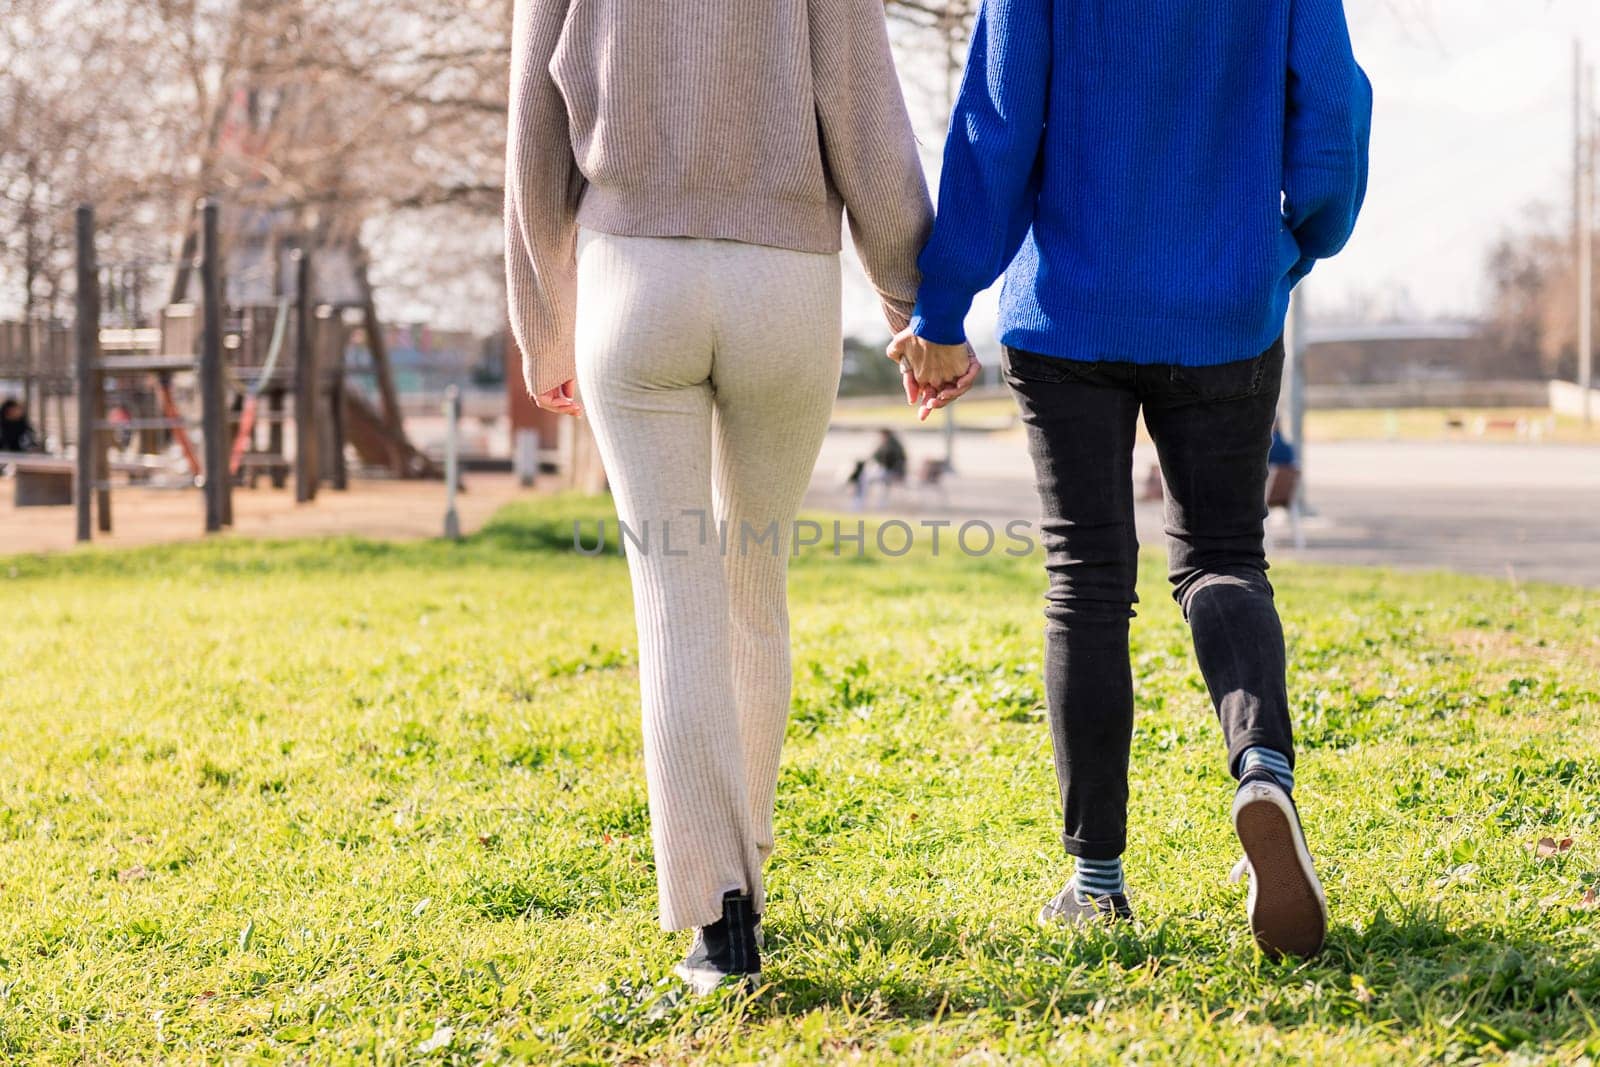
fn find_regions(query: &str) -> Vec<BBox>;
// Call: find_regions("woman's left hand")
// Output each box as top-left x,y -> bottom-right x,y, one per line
535,380 -> 585,418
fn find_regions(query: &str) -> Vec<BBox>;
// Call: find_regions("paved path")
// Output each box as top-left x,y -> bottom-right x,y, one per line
808,429 -> 1600,588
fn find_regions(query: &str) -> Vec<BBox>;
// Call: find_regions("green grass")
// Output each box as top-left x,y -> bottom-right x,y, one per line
2,496 -> 1599,1064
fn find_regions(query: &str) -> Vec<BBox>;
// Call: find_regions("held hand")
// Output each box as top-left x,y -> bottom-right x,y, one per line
534,380 -> 584,418
915,355 -> 983,421
886,327 -> 972,393
901,354 -> 982,421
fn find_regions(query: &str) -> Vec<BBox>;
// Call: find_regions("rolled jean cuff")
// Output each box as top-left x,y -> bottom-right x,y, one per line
1062,831 -> 1126,861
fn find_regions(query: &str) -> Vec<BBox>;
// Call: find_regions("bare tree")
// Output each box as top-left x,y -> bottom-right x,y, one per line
0,1 -> 172,317
15,0 -> 1417,329
0,0 -> 512,314
1484,206 -> 1591,381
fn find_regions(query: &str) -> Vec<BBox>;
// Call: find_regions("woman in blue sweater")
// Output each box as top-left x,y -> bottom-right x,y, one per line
892,0 -> 1371,957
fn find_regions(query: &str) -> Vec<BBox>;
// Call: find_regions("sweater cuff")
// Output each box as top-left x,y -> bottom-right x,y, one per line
879,297 -> 915,337
909,284 -> 973,345
526,349 -> 577,398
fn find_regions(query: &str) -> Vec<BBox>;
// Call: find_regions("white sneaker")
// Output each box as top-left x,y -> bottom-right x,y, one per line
1231,771 -> 1328,957
1038,878 -> 1134,928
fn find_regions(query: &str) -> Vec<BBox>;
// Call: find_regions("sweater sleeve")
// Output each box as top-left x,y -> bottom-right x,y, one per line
1283,0 -> 1373,267
505,0 -> 584,397
909,0 -> 1050,345
811,0 -> 933,334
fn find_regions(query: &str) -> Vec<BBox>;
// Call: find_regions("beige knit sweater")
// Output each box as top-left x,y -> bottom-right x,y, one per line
505,0 -> 933,396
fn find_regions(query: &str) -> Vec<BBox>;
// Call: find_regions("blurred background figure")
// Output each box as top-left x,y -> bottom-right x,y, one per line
847,428 -> 909,509
0,397 -> 38,453
1269,419 -> 1298,470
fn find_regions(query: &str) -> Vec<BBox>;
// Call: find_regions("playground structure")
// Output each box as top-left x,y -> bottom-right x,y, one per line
0,200 -> 440,542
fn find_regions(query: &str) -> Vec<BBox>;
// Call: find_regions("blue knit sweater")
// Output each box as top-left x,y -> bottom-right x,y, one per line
910,0 -> 1373,366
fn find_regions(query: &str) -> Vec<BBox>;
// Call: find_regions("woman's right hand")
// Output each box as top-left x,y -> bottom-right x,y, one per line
535,380 -> 584,418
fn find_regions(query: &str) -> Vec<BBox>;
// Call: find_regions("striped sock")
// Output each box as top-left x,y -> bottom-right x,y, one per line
1073,855 -> 1126,898
1239,746 -> 1294,793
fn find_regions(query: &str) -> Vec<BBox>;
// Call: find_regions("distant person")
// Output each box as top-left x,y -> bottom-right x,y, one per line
1265,420 -> 1305,545
1269,421 -> 1298,470
0,397 -> 39,453
504,0 -> 974,993
891,0 -> 1371,956
847,428 -> 908,507
872,427 -> 907,482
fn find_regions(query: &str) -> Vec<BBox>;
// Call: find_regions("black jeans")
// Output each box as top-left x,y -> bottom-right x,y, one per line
1003,340 -> 1294,860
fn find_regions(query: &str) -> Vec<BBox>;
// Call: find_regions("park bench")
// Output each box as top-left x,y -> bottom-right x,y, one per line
1,452 -> 169,507
1,453 -> 74,507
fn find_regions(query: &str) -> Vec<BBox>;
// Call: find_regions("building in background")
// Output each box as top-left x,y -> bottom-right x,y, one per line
345,323 -> 498,400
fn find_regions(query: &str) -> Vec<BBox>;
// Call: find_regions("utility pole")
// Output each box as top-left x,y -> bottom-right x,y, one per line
1577,40 -> 1585,261
1277,283 -> 1310,517
939,7 -> 961,470
1580,55 -> 1595,425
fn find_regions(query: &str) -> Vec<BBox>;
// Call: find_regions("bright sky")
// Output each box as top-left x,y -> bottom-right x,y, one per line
846,0 -> 1600,341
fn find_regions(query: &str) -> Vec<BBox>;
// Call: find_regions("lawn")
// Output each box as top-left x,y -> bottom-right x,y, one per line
2,496 -> 1599,1064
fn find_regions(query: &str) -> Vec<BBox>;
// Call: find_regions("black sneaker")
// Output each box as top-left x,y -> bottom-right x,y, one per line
1038,878 -> 1134,927
673,890 -> 762,995
1231,768 -> 1328,958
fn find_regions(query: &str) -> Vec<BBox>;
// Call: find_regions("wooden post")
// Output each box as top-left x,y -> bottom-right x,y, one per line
73,205 -> 98,543
199,199 -> 229,532
326,313 -> 348,491
293,250 -> 319,503
267,387 -> 287,488
94,353 -> 111,533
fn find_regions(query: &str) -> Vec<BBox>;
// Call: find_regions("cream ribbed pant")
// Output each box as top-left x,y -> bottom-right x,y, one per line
574,231 -> 843,931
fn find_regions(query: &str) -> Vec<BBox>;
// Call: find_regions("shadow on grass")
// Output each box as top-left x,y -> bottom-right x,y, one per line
2,492 -> 1019,589
1327,902 -> 1600,1019
761,906 -> 974,1016
502,884 -> 1600,1061
472,500 -> 603,556
0,494 -> 622,581
682,899 -> 1600,1056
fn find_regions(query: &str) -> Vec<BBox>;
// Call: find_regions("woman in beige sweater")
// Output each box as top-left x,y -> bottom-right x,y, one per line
505,0 -> 974,992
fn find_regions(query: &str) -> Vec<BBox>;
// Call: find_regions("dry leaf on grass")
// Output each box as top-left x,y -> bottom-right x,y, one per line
1528,836 -> 1575,859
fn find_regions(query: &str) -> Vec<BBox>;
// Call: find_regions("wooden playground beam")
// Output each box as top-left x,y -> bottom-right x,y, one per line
321,312 -> 350,492
74,205 -> 99,544
352,255 -> 408,477
199,199 -> 232,533
293,250 -> 319,504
